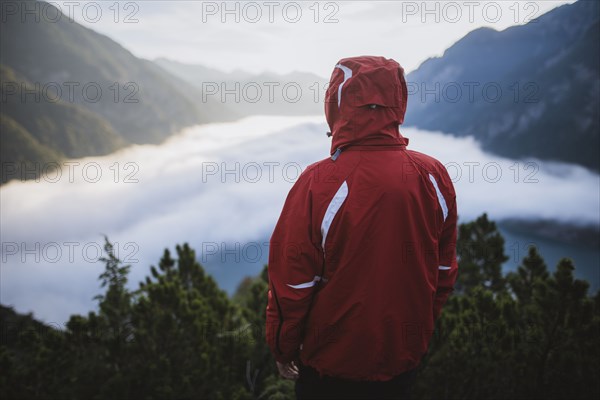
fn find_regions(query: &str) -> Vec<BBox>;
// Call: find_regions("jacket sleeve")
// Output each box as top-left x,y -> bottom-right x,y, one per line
433,172 -> 459,320
266,172 -> 324,363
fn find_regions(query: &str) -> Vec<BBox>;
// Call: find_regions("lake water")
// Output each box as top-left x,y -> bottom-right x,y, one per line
1,115 -> 598,324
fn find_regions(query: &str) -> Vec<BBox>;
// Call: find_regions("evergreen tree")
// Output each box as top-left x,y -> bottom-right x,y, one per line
233,266 -> 294,398
416,218 -> 599,400
2,216 -> 598,399
126,244 -> 253,399
507,245 -> 549,305
456,213 -> 508,294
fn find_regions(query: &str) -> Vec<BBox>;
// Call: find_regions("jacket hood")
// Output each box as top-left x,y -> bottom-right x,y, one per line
325,56 -> 409,155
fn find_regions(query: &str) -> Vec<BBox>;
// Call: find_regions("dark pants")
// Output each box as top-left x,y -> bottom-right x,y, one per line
295,363 -> 417,400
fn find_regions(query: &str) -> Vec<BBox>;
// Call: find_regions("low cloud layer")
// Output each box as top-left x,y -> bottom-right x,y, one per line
1,115 -> 598,324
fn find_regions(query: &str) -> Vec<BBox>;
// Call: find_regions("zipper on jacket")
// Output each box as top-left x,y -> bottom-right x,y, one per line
331,147 -> 342,161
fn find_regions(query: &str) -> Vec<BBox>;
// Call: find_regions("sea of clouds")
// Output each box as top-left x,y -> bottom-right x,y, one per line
1,115 -> 598,324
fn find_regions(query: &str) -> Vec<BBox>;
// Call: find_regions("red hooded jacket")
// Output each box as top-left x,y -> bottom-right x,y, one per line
266,56 -> 458,381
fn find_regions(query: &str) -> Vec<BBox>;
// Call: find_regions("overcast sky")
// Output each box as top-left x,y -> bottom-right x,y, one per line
53,0 -> 574,77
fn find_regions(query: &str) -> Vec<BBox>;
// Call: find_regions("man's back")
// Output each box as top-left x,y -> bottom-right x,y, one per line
266,56 -> 458,383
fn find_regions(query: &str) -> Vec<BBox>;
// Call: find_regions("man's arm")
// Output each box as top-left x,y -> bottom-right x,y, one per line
266,174 -> 324,364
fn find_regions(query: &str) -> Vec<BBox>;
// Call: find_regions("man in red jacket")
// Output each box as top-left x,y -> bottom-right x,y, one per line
266,56 -> 458,399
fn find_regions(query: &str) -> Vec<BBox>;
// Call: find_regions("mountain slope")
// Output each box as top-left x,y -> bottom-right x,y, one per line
0,0 -> 234,183
1,65 -> 125,156
0,64 -> 126,182
155,58 -> 328,116
405,0 -> 600,171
